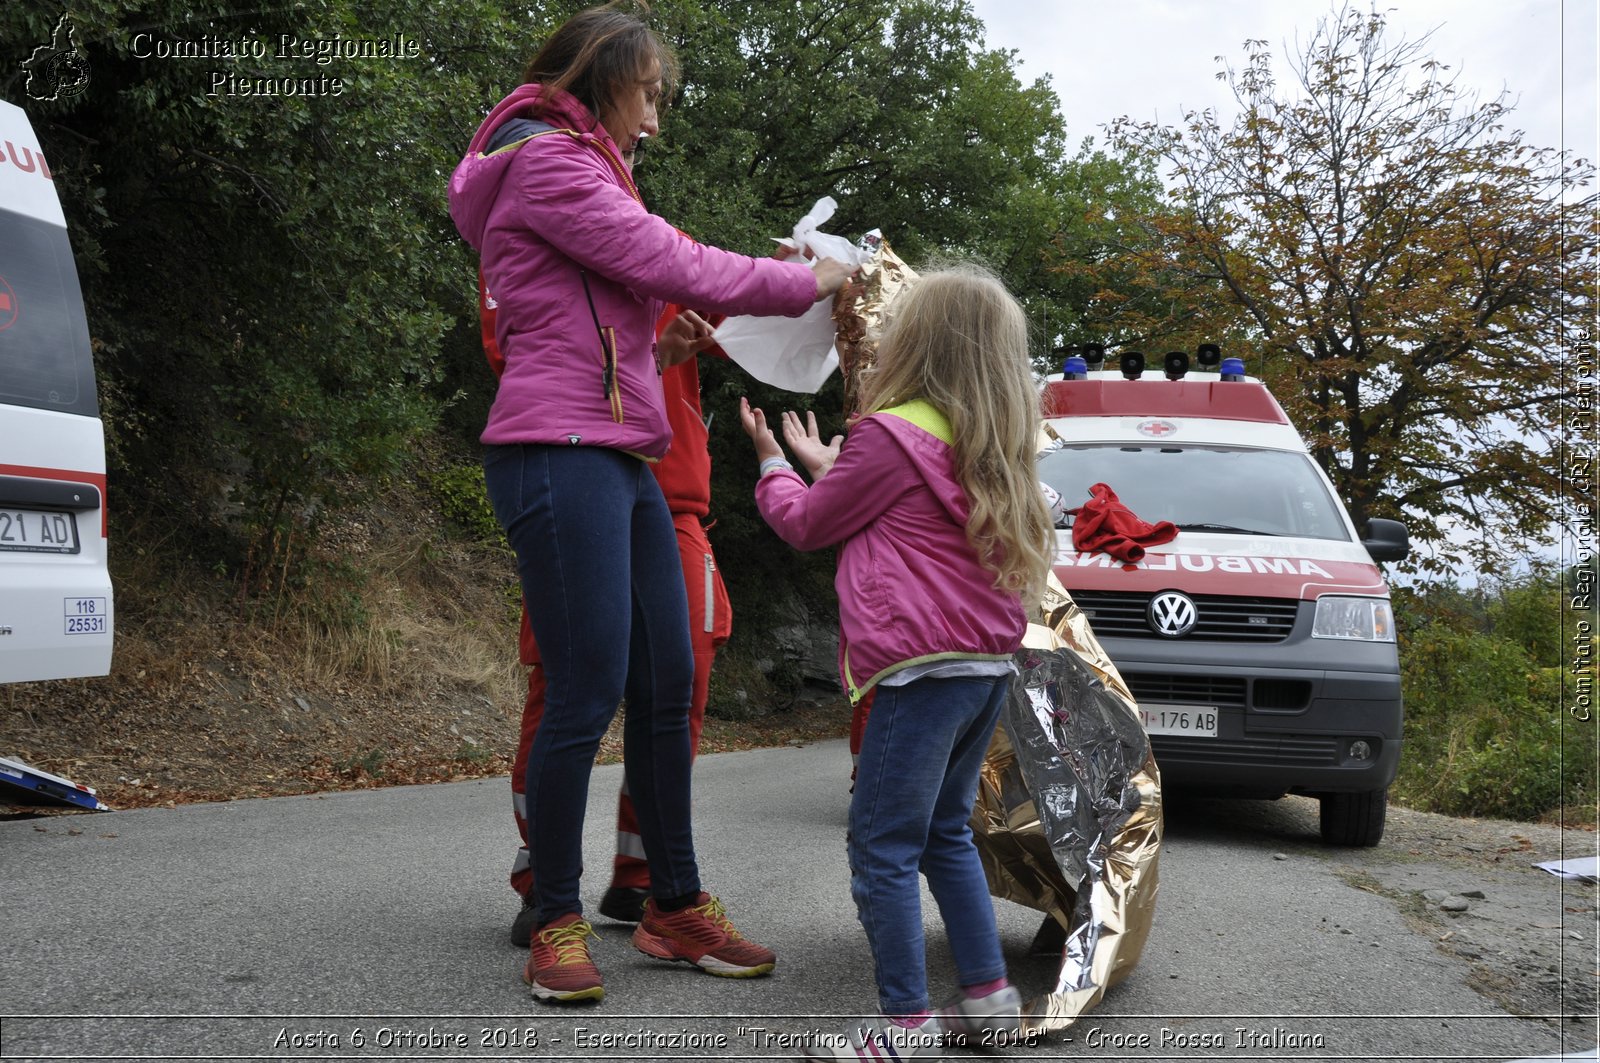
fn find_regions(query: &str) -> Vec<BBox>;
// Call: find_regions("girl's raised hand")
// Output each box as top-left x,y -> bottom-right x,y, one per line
781,410 -> 842,480
739,397 -> 783,463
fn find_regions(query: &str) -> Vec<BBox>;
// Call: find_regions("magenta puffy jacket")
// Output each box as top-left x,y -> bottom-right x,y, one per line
755,402 -> 1027,702
449,85 -> 816,458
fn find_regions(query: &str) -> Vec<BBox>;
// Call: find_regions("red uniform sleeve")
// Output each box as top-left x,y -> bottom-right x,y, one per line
480,271 -> 505,379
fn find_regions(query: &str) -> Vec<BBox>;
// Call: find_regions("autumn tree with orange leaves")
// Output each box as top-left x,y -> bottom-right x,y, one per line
1087,6 -> 1595,576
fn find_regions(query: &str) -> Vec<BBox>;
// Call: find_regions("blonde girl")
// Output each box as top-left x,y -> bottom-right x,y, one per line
740,263 -> 1053,1059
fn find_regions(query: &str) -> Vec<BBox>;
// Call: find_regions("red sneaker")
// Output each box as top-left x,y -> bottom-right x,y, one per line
631,893 -> 776,977
523,913 -> 603,1003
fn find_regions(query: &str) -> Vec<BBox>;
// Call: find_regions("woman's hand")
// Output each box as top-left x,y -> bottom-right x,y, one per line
739,397 -> 784,463
657,309 -> 717,369
810,257 -> 856,301
781,410 -> 842,480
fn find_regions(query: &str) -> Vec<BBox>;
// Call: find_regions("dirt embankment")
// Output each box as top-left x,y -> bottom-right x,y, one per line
0,490 -> 852,814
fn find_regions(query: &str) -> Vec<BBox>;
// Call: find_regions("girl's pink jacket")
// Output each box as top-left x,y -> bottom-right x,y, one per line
755,403 -> 1027,702
449,85 -> 816,458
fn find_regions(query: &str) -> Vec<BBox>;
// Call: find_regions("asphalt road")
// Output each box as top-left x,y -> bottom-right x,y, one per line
0,739 -> 1592,1062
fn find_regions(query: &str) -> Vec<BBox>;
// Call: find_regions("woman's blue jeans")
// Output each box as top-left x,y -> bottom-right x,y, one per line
849,674 -> 1011,1015
483,444 -> 700,927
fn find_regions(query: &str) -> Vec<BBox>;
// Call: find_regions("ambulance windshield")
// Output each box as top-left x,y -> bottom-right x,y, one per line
1037,444 -> 1350,541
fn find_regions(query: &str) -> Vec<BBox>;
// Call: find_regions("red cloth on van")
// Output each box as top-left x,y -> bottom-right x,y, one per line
1069,483 -> 1178,564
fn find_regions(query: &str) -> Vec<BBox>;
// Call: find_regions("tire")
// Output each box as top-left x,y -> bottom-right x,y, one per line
1319,788 -> 1387,847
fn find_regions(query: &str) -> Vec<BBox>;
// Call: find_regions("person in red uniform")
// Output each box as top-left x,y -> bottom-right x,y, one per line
480,275 -> 734,944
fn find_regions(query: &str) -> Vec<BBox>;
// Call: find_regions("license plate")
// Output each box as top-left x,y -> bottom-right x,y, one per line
0,507 -> 79,553
1139,703 -> 1219,738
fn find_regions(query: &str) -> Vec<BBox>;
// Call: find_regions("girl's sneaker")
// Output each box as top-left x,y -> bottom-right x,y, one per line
798,1015 -> 944,1060
935,983 -> 1022,1044
523,913 -> 604,1004
631,892 -> 776,977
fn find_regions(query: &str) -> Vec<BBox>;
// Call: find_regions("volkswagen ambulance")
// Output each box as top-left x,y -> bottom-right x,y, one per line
1039,347 -> 1408,846
0,98 -> 113,685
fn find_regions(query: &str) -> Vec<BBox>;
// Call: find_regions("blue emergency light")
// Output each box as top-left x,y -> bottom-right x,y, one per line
1058,343 -> 1086,378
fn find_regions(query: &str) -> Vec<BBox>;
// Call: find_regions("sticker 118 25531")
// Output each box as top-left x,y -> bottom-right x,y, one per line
63,597 -> 107,635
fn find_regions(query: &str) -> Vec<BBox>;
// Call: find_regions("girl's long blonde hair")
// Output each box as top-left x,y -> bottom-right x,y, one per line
854,263 -> 1054,601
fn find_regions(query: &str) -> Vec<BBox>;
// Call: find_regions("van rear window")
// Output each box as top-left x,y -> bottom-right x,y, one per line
0,207 -> 97,418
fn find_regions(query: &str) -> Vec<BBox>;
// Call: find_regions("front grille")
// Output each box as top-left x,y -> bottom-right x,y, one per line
1127,674 -> 1247,708
1150,734 -> 1341,766
1073,591 -> 1299,641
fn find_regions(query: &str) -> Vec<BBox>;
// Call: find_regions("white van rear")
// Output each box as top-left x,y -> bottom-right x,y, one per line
0,99 -> 113,683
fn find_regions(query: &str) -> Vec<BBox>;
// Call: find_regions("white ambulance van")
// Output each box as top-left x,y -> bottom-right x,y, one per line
1039,348 -> 1409,846
0,99 -> 114,684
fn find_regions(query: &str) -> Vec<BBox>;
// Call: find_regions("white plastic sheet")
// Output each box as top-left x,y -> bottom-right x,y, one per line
715,198 -> 871,394
1534,856 -> 1599,882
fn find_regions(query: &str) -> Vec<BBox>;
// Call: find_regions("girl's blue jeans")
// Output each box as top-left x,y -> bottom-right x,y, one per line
850,674 -> 1011,1015
483,444 -> 701,927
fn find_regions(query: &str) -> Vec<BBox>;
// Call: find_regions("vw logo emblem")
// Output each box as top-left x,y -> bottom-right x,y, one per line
1148,591 -> 1198,637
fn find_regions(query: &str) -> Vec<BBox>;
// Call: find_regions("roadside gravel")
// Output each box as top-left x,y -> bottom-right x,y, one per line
1196,794 -> 1598,1025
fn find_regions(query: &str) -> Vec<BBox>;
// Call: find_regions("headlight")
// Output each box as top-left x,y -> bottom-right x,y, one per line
1311,596 -> 1395,642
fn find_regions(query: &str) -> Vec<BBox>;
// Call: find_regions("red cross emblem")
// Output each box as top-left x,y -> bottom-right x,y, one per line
0,277 -> 16,333
1137,419 -> 1178,438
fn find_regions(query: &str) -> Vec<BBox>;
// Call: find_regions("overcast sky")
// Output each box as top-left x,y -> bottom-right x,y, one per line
967,0 -> 1597,170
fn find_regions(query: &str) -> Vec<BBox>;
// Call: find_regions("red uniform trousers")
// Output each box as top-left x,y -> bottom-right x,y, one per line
510,511 -> 731,896
849,688 -> 877,777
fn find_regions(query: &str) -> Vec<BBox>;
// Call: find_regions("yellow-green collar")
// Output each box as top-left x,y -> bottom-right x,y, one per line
878,399 -> 952,444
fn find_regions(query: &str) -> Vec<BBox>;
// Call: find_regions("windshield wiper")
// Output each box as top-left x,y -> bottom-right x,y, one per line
1174,522 -> 1279,536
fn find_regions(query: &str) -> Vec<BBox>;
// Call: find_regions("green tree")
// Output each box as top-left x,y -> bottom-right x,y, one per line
1093,5 -> 1597,576
1,0 -> 516,578
644,0 -> 1133,358
4,0 -> 1164,670
612,0 -> 1163,662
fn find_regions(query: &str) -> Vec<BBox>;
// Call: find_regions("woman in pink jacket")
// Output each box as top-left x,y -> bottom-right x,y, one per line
741,264 -> 1055,1059
448,6 -> 851,1005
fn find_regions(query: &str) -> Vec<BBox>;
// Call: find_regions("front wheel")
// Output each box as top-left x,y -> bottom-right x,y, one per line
1320,788 -> 1387,847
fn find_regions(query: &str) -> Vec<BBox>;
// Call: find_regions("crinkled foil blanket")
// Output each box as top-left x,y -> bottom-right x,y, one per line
833,236 -> 917,416
973,575 -> 1164,1033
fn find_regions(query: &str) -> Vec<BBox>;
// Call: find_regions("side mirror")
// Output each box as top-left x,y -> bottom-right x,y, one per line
1362,518 -> 1410,563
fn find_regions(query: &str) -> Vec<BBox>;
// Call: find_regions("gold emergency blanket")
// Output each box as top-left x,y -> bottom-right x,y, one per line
972,575 -> 1164,1034
833,233 -> 918,416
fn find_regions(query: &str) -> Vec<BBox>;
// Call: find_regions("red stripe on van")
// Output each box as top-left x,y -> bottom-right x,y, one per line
0,463 -> 107,538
